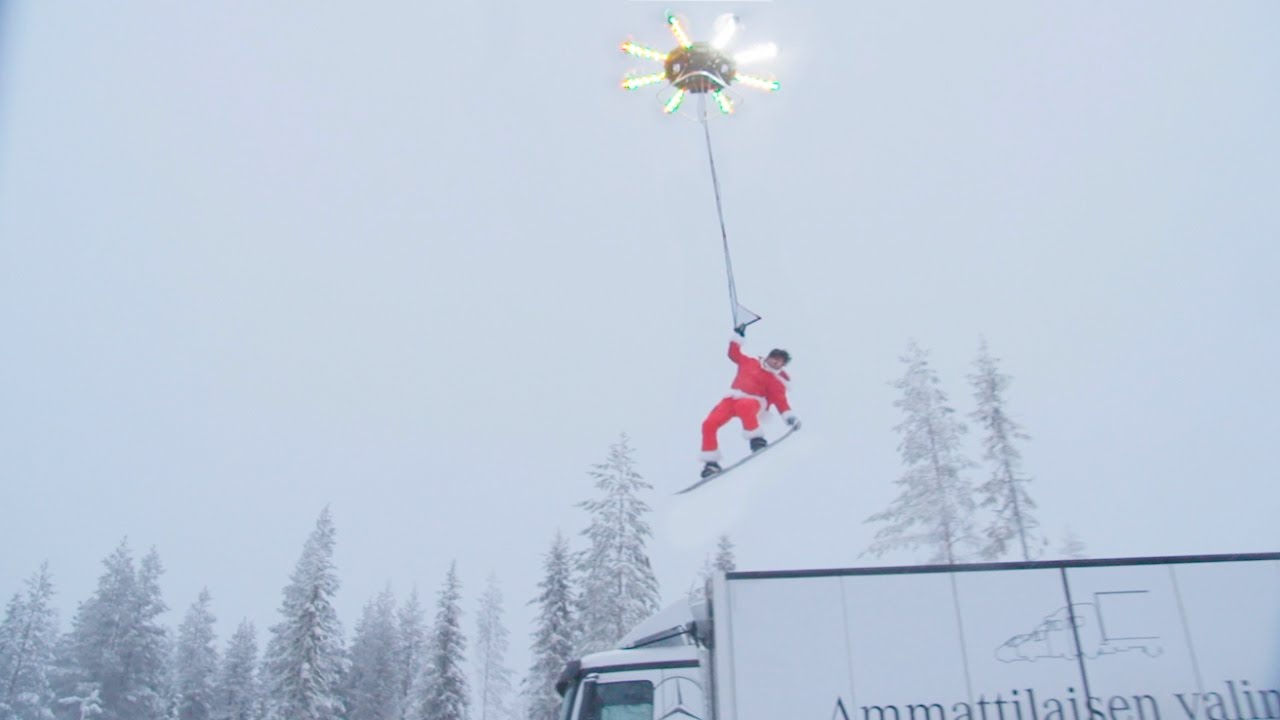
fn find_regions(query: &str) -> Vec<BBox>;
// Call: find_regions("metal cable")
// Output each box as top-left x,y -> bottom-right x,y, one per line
698,93 -> 744,330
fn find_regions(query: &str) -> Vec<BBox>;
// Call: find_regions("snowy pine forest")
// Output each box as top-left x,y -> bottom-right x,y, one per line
0,437 -> 673,720
2,339 -> 1087,720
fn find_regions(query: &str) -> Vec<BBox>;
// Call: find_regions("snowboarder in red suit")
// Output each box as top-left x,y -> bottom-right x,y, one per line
700,332 -> 800,478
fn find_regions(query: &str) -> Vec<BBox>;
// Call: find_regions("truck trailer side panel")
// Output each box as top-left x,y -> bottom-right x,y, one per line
713,556 -> 1280,720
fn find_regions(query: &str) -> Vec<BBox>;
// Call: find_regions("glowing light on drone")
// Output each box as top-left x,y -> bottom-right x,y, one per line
710,14 -> 738,50
621,42 -> 667,63
712,89 -> 734,115
733,43 -> 778,66
664,89 -> 687,114
733,73 -> 780,92
667,13 -> 694,49
622,72 -> 668,90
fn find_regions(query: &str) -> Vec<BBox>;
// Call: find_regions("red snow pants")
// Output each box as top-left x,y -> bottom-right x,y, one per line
701,396 -> 763,452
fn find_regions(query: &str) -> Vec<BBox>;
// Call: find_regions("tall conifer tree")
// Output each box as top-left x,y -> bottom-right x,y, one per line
574,435 -> 660,654
263,508 -> 347,720
865,342 -> 979,564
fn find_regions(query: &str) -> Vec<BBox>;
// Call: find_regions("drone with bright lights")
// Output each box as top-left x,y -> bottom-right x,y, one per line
620,12 -> 779,116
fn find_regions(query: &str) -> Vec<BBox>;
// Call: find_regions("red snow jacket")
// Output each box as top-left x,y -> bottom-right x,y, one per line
726,336 -> 793,415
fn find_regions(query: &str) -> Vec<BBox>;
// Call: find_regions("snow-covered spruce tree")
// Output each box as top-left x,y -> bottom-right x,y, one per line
574,434 -> 660,655
411,563 -> 468,720
395,590 -> 427,720
53,546 -> 124,720
521,533 -> 575,720
691,557 -> 714,604
472,574 -> 513,720
343,587 -> 400,720
694,535 -> 736,602
211,620 -> 259,720
1058,527 -> 1088,559
55,541 -> 171,720
0,562 -> 59,720
139,549 -> 173,720
263,508 -> 347,720
969,337 -> 1041,561
52,683 -> 100,720
713,535 -> 736,573
175,589 -> 219,720
509,696 -> 527,720
865,341 -> 979,565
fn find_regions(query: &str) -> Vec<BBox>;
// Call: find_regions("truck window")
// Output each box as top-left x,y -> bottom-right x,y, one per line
580,680 -> 654,720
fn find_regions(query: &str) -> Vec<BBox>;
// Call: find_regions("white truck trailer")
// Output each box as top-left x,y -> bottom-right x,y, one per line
556,553 -> 1280,720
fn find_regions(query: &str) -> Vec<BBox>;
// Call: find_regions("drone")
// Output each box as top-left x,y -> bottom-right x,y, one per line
619,12 -> 780,115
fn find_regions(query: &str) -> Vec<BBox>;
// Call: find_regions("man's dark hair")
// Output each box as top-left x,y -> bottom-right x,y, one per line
767,349 -> 791,364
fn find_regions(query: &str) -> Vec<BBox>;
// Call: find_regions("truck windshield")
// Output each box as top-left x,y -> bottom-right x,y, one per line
580,680 -> 654,720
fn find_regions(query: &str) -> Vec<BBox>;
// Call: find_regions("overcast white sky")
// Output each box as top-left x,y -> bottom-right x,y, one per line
2,0 -> 1277,680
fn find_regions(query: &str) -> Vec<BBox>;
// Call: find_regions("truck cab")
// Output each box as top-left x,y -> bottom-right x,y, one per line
556,597 -> 712,720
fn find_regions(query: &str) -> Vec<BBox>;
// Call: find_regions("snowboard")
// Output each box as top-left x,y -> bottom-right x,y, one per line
675,426 -> 799,495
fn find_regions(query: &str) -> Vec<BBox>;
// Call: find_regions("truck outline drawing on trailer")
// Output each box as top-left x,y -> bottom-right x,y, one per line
995,589 -> 1164,663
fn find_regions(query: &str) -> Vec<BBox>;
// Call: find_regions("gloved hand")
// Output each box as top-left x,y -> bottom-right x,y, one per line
734,325 -> 746,338
785,414 -> 801,429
